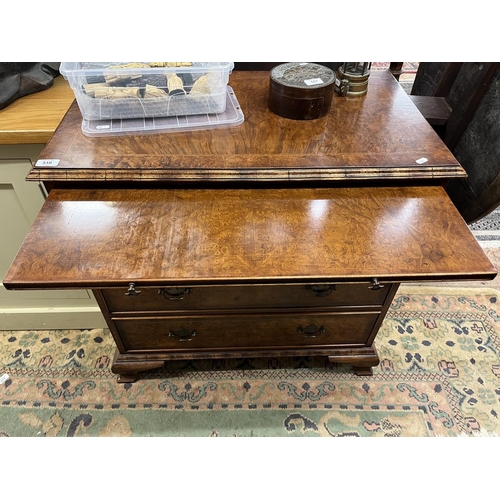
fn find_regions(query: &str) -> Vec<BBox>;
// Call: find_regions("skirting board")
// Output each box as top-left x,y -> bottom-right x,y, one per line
0,306 -> 107,330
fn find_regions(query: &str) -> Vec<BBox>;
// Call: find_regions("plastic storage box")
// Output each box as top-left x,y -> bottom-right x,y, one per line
60,62 -> 234,120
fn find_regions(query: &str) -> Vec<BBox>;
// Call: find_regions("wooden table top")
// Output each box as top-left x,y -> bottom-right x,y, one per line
30,70 -> 465,184
0,76 -> 75,145
4,185 -> 495,289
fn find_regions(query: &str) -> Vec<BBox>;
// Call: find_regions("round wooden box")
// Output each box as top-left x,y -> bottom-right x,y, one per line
268,62 -> 336,120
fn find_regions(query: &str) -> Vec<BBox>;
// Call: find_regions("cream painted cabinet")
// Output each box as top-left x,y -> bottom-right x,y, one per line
0,145 -> 106,329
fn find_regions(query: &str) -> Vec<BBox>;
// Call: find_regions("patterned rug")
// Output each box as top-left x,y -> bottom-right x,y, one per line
470,207 -> 500,248
1,285 -> 500,437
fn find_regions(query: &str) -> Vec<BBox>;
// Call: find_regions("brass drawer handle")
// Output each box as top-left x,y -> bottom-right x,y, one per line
158,287 -> 191,300
369,278 -> 384,291
168,327 -> 197,341
297,324 -> 326,337
125,283 -> 141,296
304,284 -> 337,297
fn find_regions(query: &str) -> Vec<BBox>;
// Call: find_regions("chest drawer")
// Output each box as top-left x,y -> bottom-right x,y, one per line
101,282 -> 391,313
114,311 -> 381,352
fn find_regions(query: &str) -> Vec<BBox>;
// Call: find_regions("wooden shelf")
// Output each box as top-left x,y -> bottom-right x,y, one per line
0,76 -> 74,145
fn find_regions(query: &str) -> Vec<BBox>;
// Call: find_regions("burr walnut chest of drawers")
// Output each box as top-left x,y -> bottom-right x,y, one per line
4,70 -> 497,383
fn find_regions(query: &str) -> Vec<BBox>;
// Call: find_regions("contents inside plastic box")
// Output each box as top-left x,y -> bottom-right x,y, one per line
60,62 -> 234,120
81,86 -> 244,137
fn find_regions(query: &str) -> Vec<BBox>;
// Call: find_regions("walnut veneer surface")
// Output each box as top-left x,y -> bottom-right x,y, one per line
4,186 -> 495,289
30,71 -> 464,183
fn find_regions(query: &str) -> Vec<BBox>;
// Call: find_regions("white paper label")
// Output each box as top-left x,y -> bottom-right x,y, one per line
0,374 -> 10,385
304,78 -> 324,86
415,157 -> 429,164
35,159 -> 60,167
96,125 -> 111,130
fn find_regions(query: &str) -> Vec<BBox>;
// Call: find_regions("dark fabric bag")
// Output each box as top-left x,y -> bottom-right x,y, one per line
0,62 -> 60,110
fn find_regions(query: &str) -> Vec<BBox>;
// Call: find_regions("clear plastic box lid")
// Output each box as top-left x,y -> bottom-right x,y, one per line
60,62 -> 235,77
81,86 -> 244,137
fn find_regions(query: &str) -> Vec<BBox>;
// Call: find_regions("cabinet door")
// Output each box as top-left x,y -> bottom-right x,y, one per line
0,155 -> 105,329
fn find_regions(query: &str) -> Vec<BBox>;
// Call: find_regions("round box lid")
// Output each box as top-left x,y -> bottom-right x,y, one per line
270,62 -> 336,96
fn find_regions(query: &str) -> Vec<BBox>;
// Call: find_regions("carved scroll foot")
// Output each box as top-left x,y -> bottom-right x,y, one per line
111,351 -> 164,383
327,346 -> 379,377
115,373 -> 141,384
353,365 -> 374,376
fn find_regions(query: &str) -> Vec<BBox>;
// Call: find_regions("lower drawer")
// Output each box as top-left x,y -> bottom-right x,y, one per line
102,282 -> 391,313
113,311 -> 381,351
